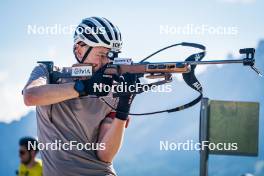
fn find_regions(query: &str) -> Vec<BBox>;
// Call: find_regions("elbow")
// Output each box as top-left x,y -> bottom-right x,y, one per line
23,89 -> 39,106
97,150 -> 113,163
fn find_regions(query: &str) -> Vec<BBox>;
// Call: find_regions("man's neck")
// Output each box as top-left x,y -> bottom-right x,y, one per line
25,159 -> 37,169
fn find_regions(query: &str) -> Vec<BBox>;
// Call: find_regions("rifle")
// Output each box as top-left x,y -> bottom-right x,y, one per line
37,42 -> 262,115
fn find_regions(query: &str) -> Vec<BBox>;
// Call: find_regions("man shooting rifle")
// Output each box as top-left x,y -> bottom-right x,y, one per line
23,17 -> 132,176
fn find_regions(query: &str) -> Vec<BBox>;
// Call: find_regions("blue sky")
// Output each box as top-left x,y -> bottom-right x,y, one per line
1,0 -> 264,122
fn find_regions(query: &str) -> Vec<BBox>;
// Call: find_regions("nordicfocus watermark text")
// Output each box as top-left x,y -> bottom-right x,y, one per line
27,24 -> 106,35
160,140 -> 238,151
160,24 -> 238,36
94,82 -> 172,93
27,140 -> 105,151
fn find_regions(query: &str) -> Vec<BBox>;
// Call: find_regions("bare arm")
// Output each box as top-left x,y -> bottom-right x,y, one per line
97,117 -> 127,163
23,78 -> 79,106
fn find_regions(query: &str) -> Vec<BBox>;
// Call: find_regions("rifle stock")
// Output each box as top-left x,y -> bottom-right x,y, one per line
47,62 -> 190,82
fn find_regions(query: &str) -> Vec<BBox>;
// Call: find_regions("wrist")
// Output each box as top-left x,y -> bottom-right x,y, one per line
116,97 -> 131,120
113,118 -> 127,126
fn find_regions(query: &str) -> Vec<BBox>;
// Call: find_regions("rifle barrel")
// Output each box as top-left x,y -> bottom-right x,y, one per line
185,59 -> 245,65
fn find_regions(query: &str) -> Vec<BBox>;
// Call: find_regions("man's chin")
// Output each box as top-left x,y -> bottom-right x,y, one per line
84,63 -> 100,70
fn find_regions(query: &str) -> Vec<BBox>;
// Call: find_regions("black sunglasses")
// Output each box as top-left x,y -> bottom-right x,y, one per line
19,150 -> 27,155
77,41 -> 87,47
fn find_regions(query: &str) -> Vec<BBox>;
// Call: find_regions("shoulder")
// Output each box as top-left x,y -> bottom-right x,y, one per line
18,163 -> 28,176
25,64 -> 50,87
32,159 -> 43,174
35,159 -> 42,167
31,64 -> 50,76
19,163 -> 26,171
